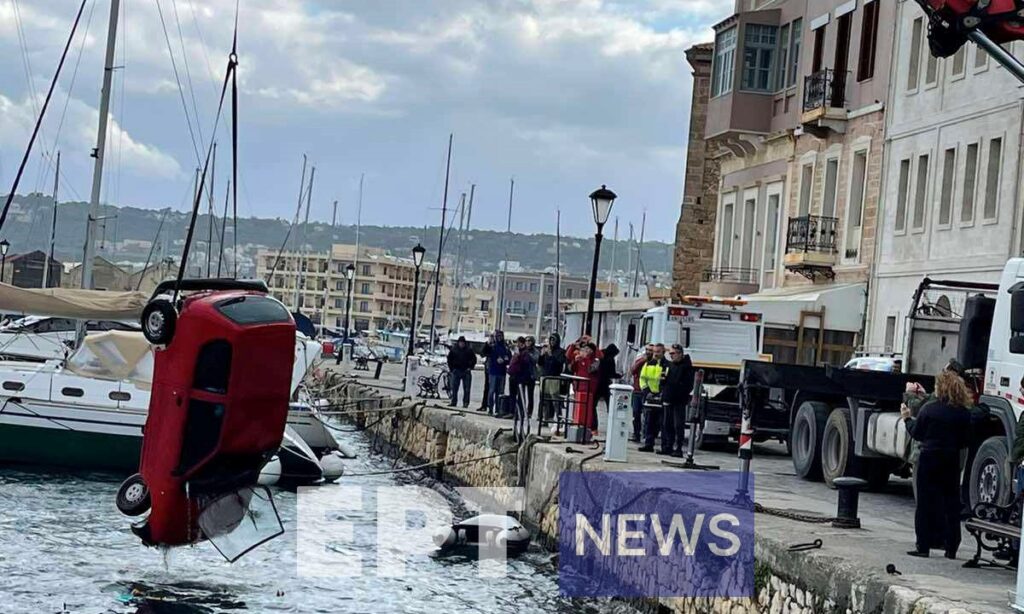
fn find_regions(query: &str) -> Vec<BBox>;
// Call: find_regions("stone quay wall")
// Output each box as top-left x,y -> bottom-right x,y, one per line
323,376 -> 986,614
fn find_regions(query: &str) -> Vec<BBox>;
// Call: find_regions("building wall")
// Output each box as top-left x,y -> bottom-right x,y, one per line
865,3 -> 1024,353
673,44 -> 720,298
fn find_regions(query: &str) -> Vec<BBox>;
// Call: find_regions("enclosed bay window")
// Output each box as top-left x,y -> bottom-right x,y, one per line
712,27 -> 738,97
742,24 -> 778,92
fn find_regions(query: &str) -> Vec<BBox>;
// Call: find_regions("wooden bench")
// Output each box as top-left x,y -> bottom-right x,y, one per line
964,506 -> 1020,569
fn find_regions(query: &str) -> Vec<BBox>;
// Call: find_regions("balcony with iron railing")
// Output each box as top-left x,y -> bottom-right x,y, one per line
698,267 -> 760,297
801,69 -> 849,136
784,215 -> 838,279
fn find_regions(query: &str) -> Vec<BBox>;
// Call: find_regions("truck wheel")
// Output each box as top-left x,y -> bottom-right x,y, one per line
822,407 -> 855,489
791,401 -> 829,481
116,473 -> 150,516
970,437 -> 1012,509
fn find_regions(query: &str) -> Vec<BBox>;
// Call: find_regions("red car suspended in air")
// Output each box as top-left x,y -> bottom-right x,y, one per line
116,279 -> 296,561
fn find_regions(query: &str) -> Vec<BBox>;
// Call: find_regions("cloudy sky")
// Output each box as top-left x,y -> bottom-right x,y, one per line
0,0 -> 729,242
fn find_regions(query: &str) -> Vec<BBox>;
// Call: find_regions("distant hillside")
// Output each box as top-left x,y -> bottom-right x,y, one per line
0,193 -> 674,277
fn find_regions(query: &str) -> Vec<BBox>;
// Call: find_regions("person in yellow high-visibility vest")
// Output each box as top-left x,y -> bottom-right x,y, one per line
638,344 -> 667,452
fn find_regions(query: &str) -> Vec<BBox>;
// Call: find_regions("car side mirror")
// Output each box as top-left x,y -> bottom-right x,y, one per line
626,323 -> 636,344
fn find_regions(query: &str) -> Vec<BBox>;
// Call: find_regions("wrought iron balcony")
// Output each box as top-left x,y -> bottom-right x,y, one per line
786,215 -> 838,254
702,268 -> 759,284
803,69 -> 848,112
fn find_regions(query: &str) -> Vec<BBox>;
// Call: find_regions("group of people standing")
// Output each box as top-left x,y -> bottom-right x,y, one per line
446,330 -> 623,434
628,343 -> 695,457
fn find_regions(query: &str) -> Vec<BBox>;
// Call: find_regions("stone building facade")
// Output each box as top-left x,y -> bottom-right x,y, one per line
673,43 -> 720,299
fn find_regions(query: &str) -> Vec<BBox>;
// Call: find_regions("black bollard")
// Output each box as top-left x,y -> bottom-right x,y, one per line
832,477 -> 867,529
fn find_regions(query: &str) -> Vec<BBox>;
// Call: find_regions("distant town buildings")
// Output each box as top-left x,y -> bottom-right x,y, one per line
2,251 -> 62,288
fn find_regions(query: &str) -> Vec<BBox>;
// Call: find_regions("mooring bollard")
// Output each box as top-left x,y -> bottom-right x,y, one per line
832,476 -> 867,529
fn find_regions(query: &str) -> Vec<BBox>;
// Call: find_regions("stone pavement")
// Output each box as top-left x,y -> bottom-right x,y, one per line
337,360 -> 1019,613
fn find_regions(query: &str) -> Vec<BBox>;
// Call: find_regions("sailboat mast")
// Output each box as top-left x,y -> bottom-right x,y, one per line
43,151 -> 60,288
216,179 -> 230,277
607,217 -> 618,289
554,209 -> 561,336
632,211 -> 646,298
429,133 -> 453,352
449,192 -> 466,332
81,0 -> 121,290
294,166 -> 315,311
498,178 -> 513,330
206,142 -> 216,277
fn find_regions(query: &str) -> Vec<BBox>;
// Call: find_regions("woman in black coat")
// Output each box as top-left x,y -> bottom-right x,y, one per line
594,344 -> 621,431
901,370 -> 972,558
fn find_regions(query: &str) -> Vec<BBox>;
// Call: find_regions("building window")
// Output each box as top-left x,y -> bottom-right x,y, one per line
712,27 -> 737,97
359,300 -> 369,312
951,45 -> 967,78
361,264 -> 371,276
811,25 -> 825,73
788,18 -> 802,87
764,191 -> 781,270
798,163 -> 814,216
527,301 -> 536,312
775,23 -> 790,91
975,45 -> 989,69
334,298 -> 343,308
938,147 -> 956,226
925,41 -> 939,86
515,281 -> 524,291
716,200 -> 733,268
821,157 -> 840,218
908,18 -> 923,90
962,142 -> 979,223
857,0 -> 880,81
834,12 -> 852,80
360,282 -> 371,294
884,316 -> 897,352
741,24 -> 777,92
529,282 -> 538,292
913,154 -> 930,230
895,158 -> 911,232
984,137 -> 1003,221
845,150 -> 868,260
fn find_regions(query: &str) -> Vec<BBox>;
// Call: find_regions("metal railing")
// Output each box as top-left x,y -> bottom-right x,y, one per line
702,267 -> 759,284
786,215 -> 838,253
803,69 -> 849,112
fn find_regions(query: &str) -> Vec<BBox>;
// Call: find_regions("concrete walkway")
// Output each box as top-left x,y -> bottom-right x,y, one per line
338,361 -> 1019,613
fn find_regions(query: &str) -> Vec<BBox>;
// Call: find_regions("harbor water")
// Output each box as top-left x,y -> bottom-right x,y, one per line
0,428 -> 635,614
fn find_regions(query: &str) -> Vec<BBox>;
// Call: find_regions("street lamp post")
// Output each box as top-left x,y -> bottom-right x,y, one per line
584,185 -> 617,336
343,263 -> 355,360
410,243 -> 426,358
0,240 -> 9,284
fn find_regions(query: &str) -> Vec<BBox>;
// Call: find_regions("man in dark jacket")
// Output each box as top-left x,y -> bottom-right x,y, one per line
446,336 -> 477,408
484,330 -> 511,415
538,333 -> 568,420
659,343 -> 694,456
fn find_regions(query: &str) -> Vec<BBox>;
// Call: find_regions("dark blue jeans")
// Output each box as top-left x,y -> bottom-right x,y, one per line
487,374 -> 506,413
450,369 -> 472,406
631,391 -> 645,439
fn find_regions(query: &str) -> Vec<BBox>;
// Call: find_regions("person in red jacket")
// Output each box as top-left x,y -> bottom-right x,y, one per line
567,336 -> 603,434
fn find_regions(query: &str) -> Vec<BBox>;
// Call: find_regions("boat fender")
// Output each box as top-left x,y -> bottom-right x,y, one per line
433,526 -> 457,548
319,451 -> 346,483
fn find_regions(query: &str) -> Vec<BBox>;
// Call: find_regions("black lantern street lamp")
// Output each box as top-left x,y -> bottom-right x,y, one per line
343,263 -> 355,359
410,243 -> 426,358
584,185 -> 616,336
0,239 -> 9,285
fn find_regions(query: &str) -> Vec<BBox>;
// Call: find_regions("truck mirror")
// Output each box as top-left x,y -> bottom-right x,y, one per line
626,323 -> 636,344
1012,289 -> 1024,333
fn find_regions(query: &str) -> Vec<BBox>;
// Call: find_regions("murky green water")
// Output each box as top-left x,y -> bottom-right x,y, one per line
0,430 -> 635,614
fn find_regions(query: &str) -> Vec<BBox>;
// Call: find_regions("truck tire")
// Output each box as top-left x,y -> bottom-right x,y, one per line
970,436 -> 1012,509
791,401 -> 829,481
822,407 -> 854,489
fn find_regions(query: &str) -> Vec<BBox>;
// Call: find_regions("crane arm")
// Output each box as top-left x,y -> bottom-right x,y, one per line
917,0 -> 1024,82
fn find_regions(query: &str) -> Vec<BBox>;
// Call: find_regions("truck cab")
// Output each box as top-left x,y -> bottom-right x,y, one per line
629,297 -> 782,446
